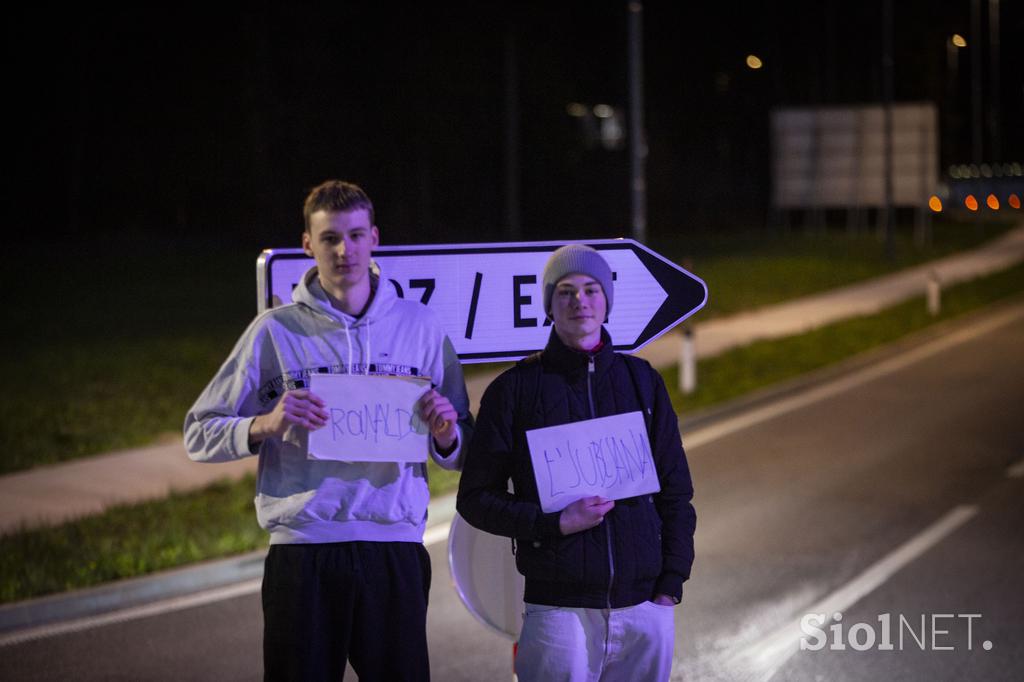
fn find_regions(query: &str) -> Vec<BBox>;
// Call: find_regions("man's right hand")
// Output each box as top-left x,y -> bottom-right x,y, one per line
558,496 -> 615,535
249,389 -> 328,446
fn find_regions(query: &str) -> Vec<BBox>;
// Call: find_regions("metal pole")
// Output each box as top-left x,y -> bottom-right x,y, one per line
504,25 -> 522,239
628,1 -> 647,242
988,0 -> 1001,162
971,0 -> 984,234
945,37 -> 959,175
971,0 -> 983,167
881,0 -> 895,259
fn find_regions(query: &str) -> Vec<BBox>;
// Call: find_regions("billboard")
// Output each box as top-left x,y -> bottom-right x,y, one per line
772,104 -> 938,209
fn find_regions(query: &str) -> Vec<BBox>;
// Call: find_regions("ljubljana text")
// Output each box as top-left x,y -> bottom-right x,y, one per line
543,429 -> 653,498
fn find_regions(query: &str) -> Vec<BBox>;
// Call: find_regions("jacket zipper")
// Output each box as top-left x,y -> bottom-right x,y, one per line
587,355 -> 615,608
586,356 -> 597,418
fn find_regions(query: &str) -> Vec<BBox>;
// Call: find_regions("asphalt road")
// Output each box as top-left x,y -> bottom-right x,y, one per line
4,303 -> 1023,681
678,303 -> 1024,682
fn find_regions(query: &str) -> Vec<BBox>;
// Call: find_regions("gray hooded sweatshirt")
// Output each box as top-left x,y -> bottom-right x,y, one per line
184,266 -> 472,544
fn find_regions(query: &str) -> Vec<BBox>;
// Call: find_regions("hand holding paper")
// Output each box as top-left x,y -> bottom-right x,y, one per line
558,496 -> 615,535
417,389 -> 458,450
250,389 -> 329,445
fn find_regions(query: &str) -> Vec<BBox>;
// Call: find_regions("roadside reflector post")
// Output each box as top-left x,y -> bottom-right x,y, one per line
680,327 -> 696,394
927,270 -> 941,316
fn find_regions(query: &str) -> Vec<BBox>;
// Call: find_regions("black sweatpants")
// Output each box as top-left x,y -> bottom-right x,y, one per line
262,541 -> 432,682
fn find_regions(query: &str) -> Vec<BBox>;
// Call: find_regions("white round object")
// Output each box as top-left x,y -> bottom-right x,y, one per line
447,512 -> 524,640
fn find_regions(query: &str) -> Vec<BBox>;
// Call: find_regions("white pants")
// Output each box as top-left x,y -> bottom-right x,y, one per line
515,601 -> 676,682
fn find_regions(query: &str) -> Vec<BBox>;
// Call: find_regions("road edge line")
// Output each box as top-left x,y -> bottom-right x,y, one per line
737,505 -> 979,681
0,578 -> 263,648
683,301 -> 1024,451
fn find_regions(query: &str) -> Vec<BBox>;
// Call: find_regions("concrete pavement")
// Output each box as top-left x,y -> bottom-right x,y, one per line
1,224 -> 1021,535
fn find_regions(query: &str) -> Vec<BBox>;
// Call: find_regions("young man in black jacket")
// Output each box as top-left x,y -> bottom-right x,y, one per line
457,244 -> 696,681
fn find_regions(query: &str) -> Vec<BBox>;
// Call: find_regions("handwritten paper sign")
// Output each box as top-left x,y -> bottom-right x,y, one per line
526,411 -> 660,513
307,374 -> 431,462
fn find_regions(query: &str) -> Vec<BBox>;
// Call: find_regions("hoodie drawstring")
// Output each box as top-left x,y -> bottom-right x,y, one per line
339,315 -> 372,376
342,318 -> 354,375
364,322 -> 371,375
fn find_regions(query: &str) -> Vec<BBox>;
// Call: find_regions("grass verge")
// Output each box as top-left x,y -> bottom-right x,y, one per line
662,262 -> 1024,413
650,218 -> 1017,318
1,235 -> 252,476
2,262 -> 1021,605
0,475 -> 264,604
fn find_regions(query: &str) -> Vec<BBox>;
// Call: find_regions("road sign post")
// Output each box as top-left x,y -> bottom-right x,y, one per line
257,239 -> 707,362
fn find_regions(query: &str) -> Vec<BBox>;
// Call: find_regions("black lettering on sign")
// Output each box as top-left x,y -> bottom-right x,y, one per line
389,279 -> 405,298
609,271 -> 616,322
409,278 -> 435,305
513,275 -> 537,328
465,272 -> 483,339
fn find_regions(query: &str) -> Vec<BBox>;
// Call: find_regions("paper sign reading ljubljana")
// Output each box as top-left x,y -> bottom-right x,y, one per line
307,374 -> 431,463
526,411 -> 660,513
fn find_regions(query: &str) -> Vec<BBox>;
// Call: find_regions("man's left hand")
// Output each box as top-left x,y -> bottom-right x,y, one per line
651,594 -> 676,606
418,389 -> 458,450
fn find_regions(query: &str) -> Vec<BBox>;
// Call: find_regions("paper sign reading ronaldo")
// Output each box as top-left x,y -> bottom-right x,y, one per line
526,411 -> 660,513
307,374 -> 431,462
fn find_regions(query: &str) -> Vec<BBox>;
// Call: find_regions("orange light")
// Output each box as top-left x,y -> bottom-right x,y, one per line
928,195 -> 943,212
1009,194 -> 1022,209
986,194 -> 1000,210
965,195 -> 979,211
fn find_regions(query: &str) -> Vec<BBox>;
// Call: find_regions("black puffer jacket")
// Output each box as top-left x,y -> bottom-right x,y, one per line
457,328 -> 696,608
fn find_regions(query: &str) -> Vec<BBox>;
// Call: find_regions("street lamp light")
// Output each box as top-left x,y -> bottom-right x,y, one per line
566,102 -> 588,118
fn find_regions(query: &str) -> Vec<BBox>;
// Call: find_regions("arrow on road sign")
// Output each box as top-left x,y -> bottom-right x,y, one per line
257,239 -> 707,363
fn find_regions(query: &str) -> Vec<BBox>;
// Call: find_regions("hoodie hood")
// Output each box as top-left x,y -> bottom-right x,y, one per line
291,265 -> 400,375
292,265 -> 398,328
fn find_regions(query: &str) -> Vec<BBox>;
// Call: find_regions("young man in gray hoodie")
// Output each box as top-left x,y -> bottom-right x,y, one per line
184,180 -> 473,681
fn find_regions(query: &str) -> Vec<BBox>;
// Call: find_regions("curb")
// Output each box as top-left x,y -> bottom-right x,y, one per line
0,491 -> 460,638
679,292 -> 1024,436
0,550 -> 265,636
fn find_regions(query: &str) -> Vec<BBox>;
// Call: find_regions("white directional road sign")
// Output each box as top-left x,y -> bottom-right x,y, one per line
256,239 -> 707,363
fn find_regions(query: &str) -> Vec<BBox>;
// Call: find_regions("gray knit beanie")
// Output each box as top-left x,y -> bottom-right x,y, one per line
542,244 -> 614,318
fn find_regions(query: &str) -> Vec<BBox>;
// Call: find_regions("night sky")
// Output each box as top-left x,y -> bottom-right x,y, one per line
7,1 -> 1022,251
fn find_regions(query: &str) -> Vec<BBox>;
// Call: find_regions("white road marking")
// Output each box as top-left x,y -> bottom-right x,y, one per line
0,524 -> 456,648
684,302 -> 1024,451
0,578 -> 263,648
736,505 -> 978,681
1007,458 -> 1024,478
